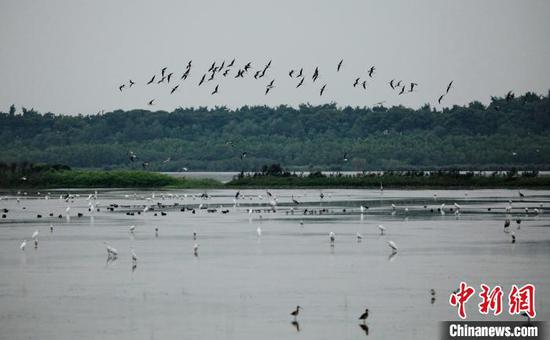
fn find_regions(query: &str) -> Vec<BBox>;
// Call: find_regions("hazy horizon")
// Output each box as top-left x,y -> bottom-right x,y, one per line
1,0 -> 550,115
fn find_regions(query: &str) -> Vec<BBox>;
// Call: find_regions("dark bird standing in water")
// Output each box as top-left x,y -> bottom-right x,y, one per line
358,308 -> 369,323
290,306 -> 302,320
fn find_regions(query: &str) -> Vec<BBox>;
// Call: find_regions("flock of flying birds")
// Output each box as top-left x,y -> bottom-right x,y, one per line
117,58 -> 457,106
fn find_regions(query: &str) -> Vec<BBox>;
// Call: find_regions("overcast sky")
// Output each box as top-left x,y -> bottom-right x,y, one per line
1,0 -> 549,115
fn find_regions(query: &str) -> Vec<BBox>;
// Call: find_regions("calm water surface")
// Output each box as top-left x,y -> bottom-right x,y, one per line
0,188 -> 549,340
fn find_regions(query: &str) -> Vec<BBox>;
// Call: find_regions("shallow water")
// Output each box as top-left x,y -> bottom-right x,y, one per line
0,188 -> 549,340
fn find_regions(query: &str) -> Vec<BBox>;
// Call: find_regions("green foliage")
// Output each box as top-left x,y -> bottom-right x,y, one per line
1,91 -> 549,171
0,163 -> 220,188
227,167 -> 550,188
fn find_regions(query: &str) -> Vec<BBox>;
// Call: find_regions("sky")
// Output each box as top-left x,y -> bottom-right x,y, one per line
1,0 -> 549,115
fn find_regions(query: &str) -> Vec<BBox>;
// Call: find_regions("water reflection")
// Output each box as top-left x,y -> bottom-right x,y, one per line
291,320 -> 300,332
358,323 -> 369,336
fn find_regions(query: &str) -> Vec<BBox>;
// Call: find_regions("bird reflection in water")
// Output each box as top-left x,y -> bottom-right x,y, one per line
358,323 -> 369,336
388,251 -> 398,261
291,320 -> 300,332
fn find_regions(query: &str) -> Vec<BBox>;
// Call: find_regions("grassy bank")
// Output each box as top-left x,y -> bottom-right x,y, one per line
0,169 -> 221,189
226,172 -> 550,189
1,164 -> 550,189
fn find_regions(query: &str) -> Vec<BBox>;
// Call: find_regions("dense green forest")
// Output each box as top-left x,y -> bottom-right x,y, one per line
1,91 -> 549,171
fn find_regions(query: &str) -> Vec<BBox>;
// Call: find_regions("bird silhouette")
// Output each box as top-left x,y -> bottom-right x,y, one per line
223,69 -> 230,77
129,80 -> 135,87
353,78 -> 360,87
358,308 -> 369,323
312,67 -> 319,82
170,85 -> 179,94
167,72 -> 173,83
211,85 -> 219,95
208,62 -> 216,72
148,99 -> 155,105
289,70 -> 295,77
244,62 -> 252,71
181,69 -> 190,80
446,80 -> 453,94
398,86 -> 405,95
438,94 -> 445,104
390,79 -> 395,89
368,66 -> 375,77
186,60 -> 192,69
409,82 -> 418,92
506,90 -> 515,102
119,84 -> 125,92
362,80 -> 367,90
227,58 -> 235,67
147,75 -> 155,85
161,67 -> 167,77
297,68 -> 303,77
337,59 -> 343,72
320,84 -> 326,96
296,78 -> 304,88
198,74 -> 206,86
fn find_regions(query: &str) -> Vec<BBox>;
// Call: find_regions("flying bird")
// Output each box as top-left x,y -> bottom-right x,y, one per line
129,80 -> 135,87
389,79 -> 395,89
119,84 -> 125,92
438,94 -> 445,104
320,84 -> 326,96
409,83 -> 418,92
368,66 -> 375,77
198,74 -> 206,86
296,78 -> 304,88
337,59 -> 343,72
353,78 -> 360,87
211,85 -> 219,95
446,81 -> 453,94
148,99 -> 155,106
147,75 -> 155,84
170,85 -> 179,94
161,67 -> 167,77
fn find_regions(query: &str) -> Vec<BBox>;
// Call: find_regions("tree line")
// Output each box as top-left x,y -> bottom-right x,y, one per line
0,91 -> 549,171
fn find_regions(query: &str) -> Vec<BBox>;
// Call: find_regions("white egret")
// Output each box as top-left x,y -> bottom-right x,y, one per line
131,248 -> 138,263
31,229 -> 39,239
329,231 -> 335,245
378,224 -> 386,235
129,225 -> 136,233
256,226 -> 262,237
387,240 -> 398,253
20,240 -> 27,251
356,232 -> 363,242
104,242 -> 118,257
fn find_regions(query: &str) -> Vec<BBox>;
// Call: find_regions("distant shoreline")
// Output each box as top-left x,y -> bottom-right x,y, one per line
1,169 -> 549,189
